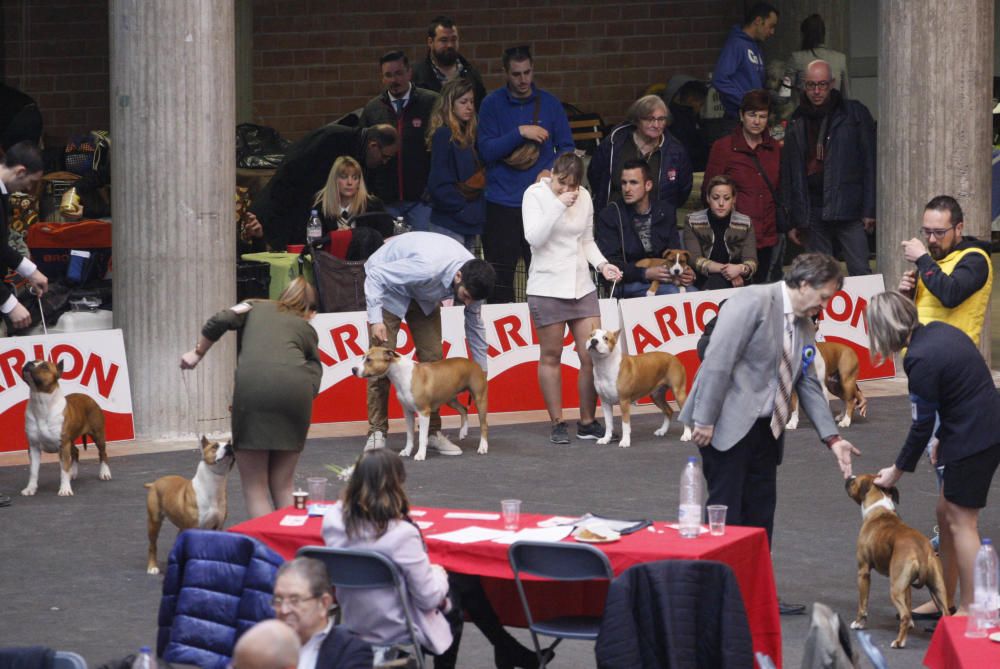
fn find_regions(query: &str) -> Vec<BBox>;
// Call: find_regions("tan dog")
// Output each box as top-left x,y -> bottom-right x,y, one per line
587,328 -> 691,447
787,341 -> 869,430
352,347 -> 488,461
21,360 -> 109,497
845,474 -> 949,648
145,436 -> 235,574
634,249 -> 690,295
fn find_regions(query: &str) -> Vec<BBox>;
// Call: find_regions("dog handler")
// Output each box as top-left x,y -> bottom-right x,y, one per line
869,291 -> 1000,615
180,277 -> 322,519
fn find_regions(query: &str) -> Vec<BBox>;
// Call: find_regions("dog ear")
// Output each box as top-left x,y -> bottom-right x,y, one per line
383,349 -> 400,360
55,359 -> 64,375
200,435 -> 209,448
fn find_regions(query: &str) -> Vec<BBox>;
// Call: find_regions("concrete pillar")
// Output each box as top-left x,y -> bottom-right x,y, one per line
110,0 -> 236,439
879,0 -> 994,361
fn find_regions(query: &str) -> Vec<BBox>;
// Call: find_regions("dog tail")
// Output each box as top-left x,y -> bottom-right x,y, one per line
80,435 -> 89,451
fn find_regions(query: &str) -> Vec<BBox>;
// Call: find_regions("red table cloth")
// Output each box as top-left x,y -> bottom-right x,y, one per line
924,615 -> 1000,668
231,505 -> 782,666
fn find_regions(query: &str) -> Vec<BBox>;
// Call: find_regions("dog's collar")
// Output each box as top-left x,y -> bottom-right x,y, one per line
862,494 -> 896,519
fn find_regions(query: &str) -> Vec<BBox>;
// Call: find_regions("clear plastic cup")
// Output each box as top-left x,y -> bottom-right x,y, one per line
966,602 -> 989,638
307,477 -> 329,502
707,505 -> 728,536
501,499 -> 521,531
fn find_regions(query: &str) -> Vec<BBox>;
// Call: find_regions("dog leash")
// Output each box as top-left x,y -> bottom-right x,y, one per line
610,278 -> 618,299
29,286 -> 47,335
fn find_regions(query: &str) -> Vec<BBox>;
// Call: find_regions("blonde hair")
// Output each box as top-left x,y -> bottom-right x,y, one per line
277,277 -> 317,318
865,291 -> 918,365
426,78 -> 478,150
313,156 -> 373,222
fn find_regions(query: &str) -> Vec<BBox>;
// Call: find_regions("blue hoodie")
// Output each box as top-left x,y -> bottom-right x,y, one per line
713,25 -> 765,118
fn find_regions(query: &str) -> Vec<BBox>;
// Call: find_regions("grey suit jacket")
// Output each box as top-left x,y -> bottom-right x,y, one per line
679,282 -> 838,451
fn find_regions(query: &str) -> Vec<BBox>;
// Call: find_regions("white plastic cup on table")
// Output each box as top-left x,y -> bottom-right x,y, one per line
501,499 -> 521,531
966,602 -> 990,638
707,505 -> 727,536
307,477 -> 329,502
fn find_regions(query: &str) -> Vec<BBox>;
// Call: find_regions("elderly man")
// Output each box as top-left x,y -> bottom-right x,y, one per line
412,15 -> 486,108
680,253 -> 860,615
272,558 -> 372,669
781,59 -> 876,277
231,620 -> 300,669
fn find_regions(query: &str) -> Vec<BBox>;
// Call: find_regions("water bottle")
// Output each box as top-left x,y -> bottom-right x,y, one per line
306,209 -> 323,245
678,456 -> 703,538
974,538 -> 1000,626
132,646 -> 157,669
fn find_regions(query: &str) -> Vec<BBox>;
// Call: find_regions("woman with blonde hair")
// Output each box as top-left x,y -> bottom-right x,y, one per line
426,78 -> 485,250
180,277 -> 322,518
313,155 -> 385,232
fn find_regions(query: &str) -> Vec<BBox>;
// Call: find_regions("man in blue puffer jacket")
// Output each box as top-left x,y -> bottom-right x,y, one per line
712,3 -> 779,119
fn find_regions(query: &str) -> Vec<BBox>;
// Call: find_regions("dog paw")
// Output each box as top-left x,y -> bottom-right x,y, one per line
838,415 -> 852,428
890,639 -> 905,649
850,620 -> 866,630
413,451 -> 427,462
57,486 -> 74,496
147,565 -> 160,575
399,445 -> 414,458
596,436 -> 612,445
786,417 -> 799,430
99,463 -> 112,480
477,440 -> 488,455
459,425 -> 469,440
679,426 -> 692,442
20,485 -> 37,496
617,439 -> 631,448
70,463 -> 78,480
653,426 -> 668,437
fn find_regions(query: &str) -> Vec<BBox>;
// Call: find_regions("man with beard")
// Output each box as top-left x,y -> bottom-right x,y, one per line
361,232 -> 495,453
781,59 -> 876,277
412,16 -> 487,109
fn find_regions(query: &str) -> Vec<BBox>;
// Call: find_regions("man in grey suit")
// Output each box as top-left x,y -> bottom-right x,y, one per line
679,253 -> 860,613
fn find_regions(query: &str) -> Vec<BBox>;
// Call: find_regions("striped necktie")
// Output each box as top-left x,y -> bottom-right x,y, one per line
771,314 -> 794,438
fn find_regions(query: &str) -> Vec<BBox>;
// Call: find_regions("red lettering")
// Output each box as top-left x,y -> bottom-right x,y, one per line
682,301 -> 696,335
330,324 -> 365,361
32,344 -> 45,361
317,348 -> 336,366
631,325 -> 662,353
50,345 -> 84,380
494,315 -> 528,352
396,324 -> 415,356
0,348 -> 26,389
826,291 -> 852,321
654,305 -> 683,342
80,354 -> 119,398
695,302 -> 720,331
851,296 -> 868,330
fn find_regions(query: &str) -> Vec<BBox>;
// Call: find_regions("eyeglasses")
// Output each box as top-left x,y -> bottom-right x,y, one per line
919,226 -> 955,239
641,116 -> 669,125
271,594 -> 320,610
804,80 -> 831,91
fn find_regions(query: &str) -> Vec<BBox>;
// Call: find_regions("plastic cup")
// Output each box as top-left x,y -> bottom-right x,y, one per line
965,602 -> 989,638
292,490 -> 309,510
286,244 -> 305,254
307,477 -> 329,502
707,505 -> 727,536
501,499 -> 521,531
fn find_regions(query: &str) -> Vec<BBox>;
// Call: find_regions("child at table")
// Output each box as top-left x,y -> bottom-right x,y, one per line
322,450 -> 551,669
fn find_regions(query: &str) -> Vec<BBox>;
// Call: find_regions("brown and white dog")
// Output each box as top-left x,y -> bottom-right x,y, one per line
144,436 -> 235,575
587,328 -> 691,447
786,341 -> 868,430
634,249 -> 690,295
352,347 -> 488,461
845,474 -> 949,649
21,359 -> 109,497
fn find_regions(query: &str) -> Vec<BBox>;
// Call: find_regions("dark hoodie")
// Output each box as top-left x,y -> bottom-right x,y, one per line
712,25 -> 766,117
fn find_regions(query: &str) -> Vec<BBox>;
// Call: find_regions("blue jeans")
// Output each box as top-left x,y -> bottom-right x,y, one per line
621,281 -> 698,298
426,221 -> 477,251
385,201 -> 433,233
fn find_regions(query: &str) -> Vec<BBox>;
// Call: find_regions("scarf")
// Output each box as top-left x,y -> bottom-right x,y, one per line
799,88 -> 841,171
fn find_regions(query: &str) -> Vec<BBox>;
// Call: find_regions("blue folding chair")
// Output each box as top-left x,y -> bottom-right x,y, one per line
297,546 -> 426,669
53,652 -> 88,669
508,540 -> 614,669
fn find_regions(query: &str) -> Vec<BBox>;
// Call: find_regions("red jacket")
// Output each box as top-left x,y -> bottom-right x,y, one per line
703,127 -> 781,249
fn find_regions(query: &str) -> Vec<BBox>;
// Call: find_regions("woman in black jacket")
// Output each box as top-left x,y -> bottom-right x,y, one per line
312,155 -> 385,233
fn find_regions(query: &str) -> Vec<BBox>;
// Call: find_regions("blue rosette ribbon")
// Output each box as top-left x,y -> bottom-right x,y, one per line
801,344 -> 817,373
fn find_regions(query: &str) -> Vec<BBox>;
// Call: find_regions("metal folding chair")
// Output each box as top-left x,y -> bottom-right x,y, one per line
508,540 -> 614,669
297,546 -> 426,669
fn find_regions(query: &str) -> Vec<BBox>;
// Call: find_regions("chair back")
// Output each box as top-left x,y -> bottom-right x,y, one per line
508,540 -> 614,581
53,651 -> 88,669
297,546 -> 425,669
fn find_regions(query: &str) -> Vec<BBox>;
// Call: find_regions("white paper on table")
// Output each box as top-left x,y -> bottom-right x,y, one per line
279,514 -> 308,527
664,523 -> 711,535
307,503 -> 334,517
415,521 -> 434,530
444,511 -> 501,520
409,509 -> 428,517
427,526 -> 512,544
536,516 -> 581,527
492,526 -> 574,544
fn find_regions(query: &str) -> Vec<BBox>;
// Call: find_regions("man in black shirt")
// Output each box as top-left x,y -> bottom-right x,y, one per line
411,16 -> 487,109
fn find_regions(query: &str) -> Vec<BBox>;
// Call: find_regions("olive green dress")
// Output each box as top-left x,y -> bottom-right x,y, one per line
202,301 -> 322,452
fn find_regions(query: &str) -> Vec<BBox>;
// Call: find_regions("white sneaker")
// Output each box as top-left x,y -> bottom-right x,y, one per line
428,432 -> 462,455
364,431 -> 386,451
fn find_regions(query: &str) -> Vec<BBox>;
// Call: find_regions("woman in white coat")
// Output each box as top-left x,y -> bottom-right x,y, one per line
522,152 -> 622,444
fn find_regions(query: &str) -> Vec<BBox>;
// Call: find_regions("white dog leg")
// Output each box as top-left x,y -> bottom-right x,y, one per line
679,425 -> 693,441
596,402 -> 615,445
477,436 -> 488,455
838,412 -> 853,428
653,415 -> 671,437
58,466 -> 74,496
21,447 -> 41,496
71,461 -> 78,480
618,418 -> 632,448
99,462 -> 112,480
399,410 -> 416,458
459,416 -> 469,441
415,413 -> 430,461
786,410 -> 800,430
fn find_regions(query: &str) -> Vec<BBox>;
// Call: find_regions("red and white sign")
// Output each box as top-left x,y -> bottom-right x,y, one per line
0,329 -> 135,453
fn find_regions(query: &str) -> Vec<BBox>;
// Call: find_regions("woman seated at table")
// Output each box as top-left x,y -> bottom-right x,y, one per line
322,450 -> 548,669
313,155 -> 385,233
683,175 -> 757,290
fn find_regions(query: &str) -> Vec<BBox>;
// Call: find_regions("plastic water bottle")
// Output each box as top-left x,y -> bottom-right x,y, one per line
974,538 -> 1000,626
306,209 -> 323,245
132,646 -> 157,669
678,456 -> 703,538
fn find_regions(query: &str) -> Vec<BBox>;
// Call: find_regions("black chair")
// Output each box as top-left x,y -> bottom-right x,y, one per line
297,546 -> 426,669
508,540 -> 614,669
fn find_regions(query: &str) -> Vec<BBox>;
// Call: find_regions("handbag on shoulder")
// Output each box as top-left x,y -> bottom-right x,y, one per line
503,97 -> 542,171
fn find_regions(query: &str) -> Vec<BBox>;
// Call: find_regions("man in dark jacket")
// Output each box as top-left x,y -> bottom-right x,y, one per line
411,16 -> 487,109
781,59 -> 876,276
0,141 -> 48,331
595,159 -> 694,297
359,51 -> 440,233
249,124 -> 398,251
713,3 -> 779,120
667,80 -> 709,172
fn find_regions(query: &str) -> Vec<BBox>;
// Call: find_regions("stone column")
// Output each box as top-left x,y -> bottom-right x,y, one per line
879,0 -> 994,361
110,1 -> 236,439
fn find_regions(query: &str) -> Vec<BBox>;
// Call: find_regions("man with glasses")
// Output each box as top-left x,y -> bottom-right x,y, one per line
271,558 -> 372,669
781,59 -> 876,276
412,16 -> 487,109
478,45 -> 575,303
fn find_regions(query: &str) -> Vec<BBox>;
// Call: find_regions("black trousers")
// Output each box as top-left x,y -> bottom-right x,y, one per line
483,201 -> 532,304
699,417 -> 782,547
435,572 -> 514,668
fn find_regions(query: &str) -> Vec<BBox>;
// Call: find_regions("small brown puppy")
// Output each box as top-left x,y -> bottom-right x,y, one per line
634,249 -> 691,295
145,436 -> 234,574
845,474 -> 949,648
22,359 -> 109,497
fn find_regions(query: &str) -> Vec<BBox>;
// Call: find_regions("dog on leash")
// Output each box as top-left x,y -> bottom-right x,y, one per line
634,249 -> 691,295
845,474 -> 949,648
587,328 -> 692,447
786,341 -> 869,430
21,359 -> 109,497
352,347 -> 488,461
144,436 -> 235,575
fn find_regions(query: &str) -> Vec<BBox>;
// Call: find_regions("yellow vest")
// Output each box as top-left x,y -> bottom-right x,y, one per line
915,245 -> 993,343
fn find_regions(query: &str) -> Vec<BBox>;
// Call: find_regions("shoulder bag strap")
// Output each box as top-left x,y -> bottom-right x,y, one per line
747,150 -> 779,203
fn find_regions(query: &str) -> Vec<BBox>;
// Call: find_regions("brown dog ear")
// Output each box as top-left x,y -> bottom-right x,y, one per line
200,435 -> 209,448
56,359 -> 64,375
384,349 -> 400,360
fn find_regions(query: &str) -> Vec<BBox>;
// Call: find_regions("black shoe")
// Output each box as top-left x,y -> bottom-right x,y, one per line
902,606 -> 955,621
576,420 -> 605,440
0,493 -> 11,507
550,421 -> 570,444
778,599 -> 806,615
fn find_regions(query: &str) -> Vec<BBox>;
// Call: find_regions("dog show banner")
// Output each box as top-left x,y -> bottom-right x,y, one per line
0,329 -> 135,453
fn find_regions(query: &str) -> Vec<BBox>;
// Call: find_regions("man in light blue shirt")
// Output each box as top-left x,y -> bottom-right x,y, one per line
363,232 -> 495,453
